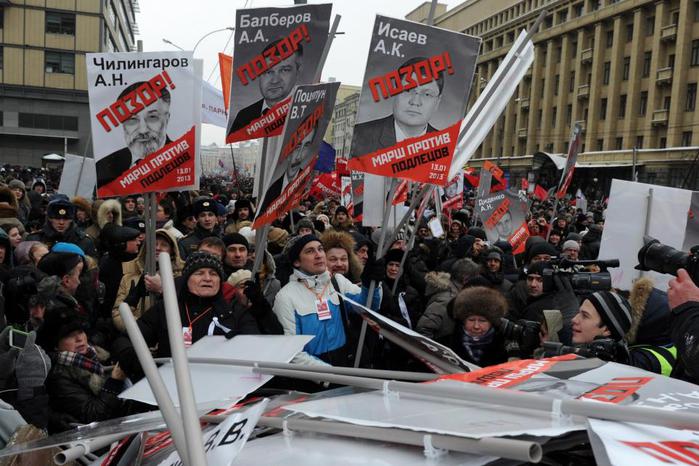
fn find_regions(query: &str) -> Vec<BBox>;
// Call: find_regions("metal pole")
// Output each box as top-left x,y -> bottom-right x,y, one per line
455,10 -> 546,146
354,178 -> 399,367
258,417 -> 542,463
632,146 -> 638,182
382,184 -> 433,258
426,0 -> 439,26
152,357 -> 438,382
639,188 -> 654,278
54,433 -> 128,465
159,252 -> 208,466
251,367 -> 699,431
118,303 -> 189,465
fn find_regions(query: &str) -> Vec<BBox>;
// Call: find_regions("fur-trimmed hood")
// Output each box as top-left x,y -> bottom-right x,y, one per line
71,196 -> 92,215
626,276 -> 672,345
96,199 -> 122,229
0,186 -> 19,218
425,271 -> 452,296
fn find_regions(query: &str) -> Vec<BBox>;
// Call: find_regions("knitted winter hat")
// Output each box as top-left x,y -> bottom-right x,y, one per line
223,233 -> 249,250
586,291 -> 633,340
287,234 -> 320,265
182,251 -> 225,282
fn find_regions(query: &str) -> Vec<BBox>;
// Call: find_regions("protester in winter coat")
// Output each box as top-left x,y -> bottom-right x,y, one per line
27,179 -> 47,223
0,186 -> 25,233
8,179 -> 30,225
27,197 -> 97,257
179,198 -> 223,259
383,248 -> 423,329
84,199 -> 122,251
331,206 -> 355,233
224,199 -> 254,234
71,196 -> 93,231
111,229 -> 185,332
113,252 -> 260,380
579,224 -> 602,260
98,224 -> 141,320
479,248 -> 513,293
448,286 -> 508,367
37,307 -> 127,433
273,235 -> 383,367
416,259 -> 480,342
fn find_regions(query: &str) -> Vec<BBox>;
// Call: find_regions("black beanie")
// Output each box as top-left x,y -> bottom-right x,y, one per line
38,252 -> 83,278
384,248 -> 404,264
467,227 -> 487,241
37,308 -> 88,351
287,234 -> 320,265
587,291 -> 633,341
223,233 -> 249,250
527,242 -> 559,262
182,251 -> 225,282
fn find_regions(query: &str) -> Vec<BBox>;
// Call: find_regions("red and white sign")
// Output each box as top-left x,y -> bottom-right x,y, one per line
86,52 -> 199,197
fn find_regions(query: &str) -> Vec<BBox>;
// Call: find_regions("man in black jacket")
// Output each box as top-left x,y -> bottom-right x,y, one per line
178,198 -> 222,259
113,252 -> 260,380
27,197 -> 97,258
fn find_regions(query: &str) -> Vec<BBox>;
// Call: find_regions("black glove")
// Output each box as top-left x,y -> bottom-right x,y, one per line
124,275 -> 146,307
361,256 -> 385,287
243,274 -> 265,307
583,337 -> 630,363
517,319 -> 542,357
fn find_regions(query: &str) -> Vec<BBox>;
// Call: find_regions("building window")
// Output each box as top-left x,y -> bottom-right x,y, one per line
646,16 -> 655,35
45,51 -> 74,74
591,0 -> 600,11
664,96 -> 672,110
597,139 -> 604,151
570,39 -> 578,56
692,40 -> 699,66
619,94 -> 627,118
687,83 -> 697,111
558,10 -> 568,24
616,137 -> 623,150
660,137 -> 667,148
552,107 -> 557,128
537,109 -> 543,129
566,104 -> 572,124
603,61 -> 611,84
600,98 -> 607,119
695,2 -> 699,21
554,74 -> 559,95
639,91 -> 648,116
540,78 -> 545,97
0,46 -> 3,71
683,131 -> 694,146
18,113 -> 78,131
569,71 -> 575,92
556,46 -> 562,63
622,57 -> 631,80
606,30 -> 614,48
636,135 -> 644,148
626,23 -> 634,42
573,3 -> 583,17
668,54 -> 675,69
46,12 -> 75,35
642,51 -> 652,77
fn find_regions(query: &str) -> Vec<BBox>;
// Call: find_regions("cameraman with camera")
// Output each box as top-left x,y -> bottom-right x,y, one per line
546,290 -> 678,375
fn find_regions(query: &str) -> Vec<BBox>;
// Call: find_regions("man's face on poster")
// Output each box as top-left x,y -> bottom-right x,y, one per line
445,180 -> 460,199
392,73 -> 441,131
259,53 -> 301,107
496,211 -> 513,238
123,98 -> 170,162
286,127 -> 316,182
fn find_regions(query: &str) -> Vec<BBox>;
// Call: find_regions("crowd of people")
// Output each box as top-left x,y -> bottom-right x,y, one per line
0,167 -> 695,441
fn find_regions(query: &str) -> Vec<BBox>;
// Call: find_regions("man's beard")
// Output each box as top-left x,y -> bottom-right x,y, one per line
128,132 -> 166,161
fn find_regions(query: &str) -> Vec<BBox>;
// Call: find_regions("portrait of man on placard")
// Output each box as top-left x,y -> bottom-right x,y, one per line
350,56 -> 444,157
259,123 -> 318,216
96,82 -> 172,188
228,39 -> 304,136
495,210 -> 514,242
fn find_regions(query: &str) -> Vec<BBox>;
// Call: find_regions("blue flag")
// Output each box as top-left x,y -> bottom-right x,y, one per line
314,141 -> 336,173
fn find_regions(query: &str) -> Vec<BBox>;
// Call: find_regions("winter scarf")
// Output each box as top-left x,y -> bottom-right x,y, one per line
460,327 -> 495,364
54,346 -> 104,376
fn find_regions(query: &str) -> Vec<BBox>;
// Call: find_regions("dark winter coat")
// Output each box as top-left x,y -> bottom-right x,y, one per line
27,223 -> 97,257
448,325 -> 508,367
579,226 -> 602,260
416,272 -> 459,343
178,224 -> 222,259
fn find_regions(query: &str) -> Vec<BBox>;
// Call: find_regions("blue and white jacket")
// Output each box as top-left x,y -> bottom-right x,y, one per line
273,269 -> 382,366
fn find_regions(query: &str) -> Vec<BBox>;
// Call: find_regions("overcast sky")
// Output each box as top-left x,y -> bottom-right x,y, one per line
136,0 -> 465,145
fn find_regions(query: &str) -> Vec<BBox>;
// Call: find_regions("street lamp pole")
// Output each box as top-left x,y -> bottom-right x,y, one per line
162,27 -> 234,54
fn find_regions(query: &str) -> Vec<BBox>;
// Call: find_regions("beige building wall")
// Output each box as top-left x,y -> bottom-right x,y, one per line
422,0 -> 699,188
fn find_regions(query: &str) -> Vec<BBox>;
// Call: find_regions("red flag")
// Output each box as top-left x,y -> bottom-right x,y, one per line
533,184 -> 548,201
392,180 -> 409,206
521,178 -> 529,190
218,53 -> 232,111
464,167 -> 480,187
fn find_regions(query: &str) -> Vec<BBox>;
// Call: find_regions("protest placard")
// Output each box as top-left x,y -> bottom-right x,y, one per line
86,51 -> 199,198
58,154 -> 96,199
225,4 -> 332,143
478,190 -> 529,253
253,82 -> 340,228
440,171 -> 463,212
347,15 -> 479,185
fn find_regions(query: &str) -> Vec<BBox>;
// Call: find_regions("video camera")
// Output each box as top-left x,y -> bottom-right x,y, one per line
541,257 -> 619,293
499,318 -> 541,355
543,338 -> 630,363
637,236 -> 699,284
